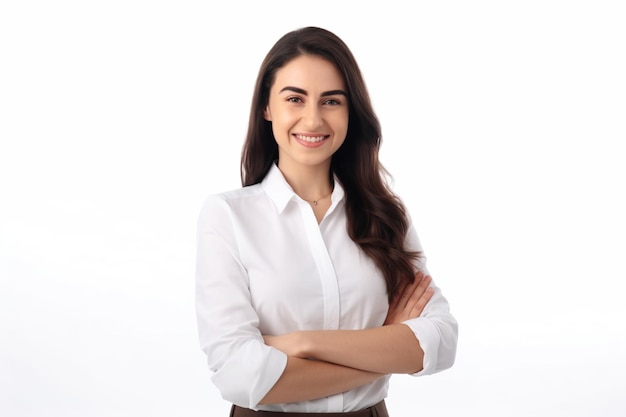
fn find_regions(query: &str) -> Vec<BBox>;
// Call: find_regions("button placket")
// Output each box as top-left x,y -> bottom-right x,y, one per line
297,200 -> 343,411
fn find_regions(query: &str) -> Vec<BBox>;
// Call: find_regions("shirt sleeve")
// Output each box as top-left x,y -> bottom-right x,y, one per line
402,222 -> 458,376
195,196 -> 287,409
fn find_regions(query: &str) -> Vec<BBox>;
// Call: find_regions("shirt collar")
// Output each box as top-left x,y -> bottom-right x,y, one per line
261,163 -> 345,214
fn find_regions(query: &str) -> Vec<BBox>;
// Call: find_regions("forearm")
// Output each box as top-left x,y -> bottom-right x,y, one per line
298,324 -> 424,374
259,356 -> 384,405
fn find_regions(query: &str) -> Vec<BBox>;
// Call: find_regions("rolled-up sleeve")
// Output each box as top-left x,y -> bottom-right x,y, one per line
402,222 -> 458,376
195,196 -> 287,409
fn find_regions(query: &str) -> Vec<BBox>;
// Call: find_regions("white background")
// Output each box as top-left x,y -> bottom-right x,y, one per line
1,1 -> 625,416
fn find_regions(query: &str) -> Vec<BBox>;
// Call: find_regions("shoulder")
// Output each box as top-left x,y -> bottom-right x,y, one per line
197,184 -> 264,228
199,184 -> 264,213
203,184 -> 263,204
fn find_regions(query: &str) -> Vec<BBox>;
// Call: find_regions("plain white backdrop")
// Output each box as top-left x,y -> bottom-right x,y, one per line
1,1 -> 625,416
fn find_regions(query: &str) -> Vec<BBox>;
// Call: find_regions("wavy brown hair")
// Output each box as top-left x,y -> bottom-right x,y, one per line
240,27 -> 420,300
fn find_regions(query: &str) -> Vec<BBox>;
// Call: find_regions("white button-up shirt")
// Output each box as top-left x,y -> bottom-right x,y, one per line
195,164 -> 458,412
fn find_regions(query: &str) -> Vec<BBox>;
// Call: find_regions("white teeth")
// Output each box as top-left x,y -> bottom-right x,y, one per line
295,134 -> 326,143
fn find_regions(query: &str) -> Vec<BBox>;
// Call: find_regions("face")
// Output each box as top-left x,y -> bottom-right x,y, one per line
264,54 -> 349,174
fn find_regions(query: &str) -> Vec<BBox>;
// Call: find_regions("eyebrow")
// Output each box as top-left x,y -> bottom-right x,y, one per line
279,86 -> 347,97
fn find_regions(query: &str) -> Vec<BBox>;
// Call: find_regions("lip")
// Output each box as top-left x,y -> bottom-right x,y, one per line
292,133 -> 329,148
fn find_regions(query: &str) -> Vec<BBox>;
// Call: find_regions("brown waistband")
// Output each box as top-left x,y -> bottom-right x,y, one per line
230,400 -> 388,417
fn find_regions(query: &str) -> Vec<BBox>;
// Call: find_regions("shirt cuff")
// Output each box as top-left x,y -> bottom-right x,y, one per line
211,339 -> 288,409
402,317 -> 441,376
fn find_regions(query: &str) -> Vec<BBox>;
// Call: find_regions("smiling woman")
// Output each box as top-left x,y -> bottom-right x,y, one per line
195,26 -> 458,416
263,54 -> 349,221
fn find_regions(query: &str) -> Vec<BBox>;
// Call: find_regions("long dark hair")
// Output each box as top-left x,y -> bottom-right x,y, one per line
241,26 -> 420,300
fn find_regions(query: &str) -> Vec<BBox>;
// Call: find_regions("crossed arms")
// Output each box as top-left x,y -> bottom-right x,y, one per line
259,272 -> 434,404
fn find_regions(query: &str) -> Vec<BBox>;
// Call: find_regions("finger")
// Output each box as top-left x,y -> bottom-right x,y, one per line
405,275 -> 432,309
408,274 -> 431,301
413,270 -> 427,284
415,273 -> 432,294
397,271 -> 427,308
409,287 -> 434,317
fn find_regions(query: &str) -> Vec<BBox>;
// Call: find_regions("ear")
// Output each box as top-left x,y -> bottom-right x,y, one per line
263,105 -> 271,121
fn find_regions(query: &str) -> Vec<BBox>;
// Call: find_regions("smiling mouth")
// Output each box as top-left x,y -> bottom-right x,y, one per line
294,134 -> 328,143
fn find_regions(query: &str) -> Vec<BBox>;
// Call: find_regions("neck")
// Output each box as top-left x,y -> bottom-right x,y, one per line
277,160 -> 333,202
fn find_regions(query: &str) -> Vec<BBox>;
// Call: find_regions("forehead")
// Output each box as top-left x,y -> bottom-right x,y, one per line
272,54 -> 346,91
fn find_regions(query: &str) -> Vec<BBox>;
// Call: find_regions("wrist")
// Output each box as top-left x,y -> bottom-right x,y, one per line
295,330 -> 316,358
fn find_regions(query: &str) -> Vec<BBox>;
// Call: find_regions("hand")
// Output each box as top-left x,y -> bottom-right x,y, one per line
263,332 -> 307,358
384,271 -> 433,325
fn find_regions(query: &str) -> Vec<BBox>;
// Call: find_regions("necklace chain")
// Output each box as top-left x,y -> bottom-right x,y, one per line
306,190 -> 332,206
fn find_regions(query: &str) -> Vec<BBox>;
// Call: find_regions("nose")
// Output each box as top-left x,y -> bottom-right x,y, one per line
302,103 -> 323,129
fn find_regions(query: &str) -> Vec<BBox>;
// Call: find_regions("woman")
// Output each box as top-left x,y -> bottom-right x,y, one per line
195,26 -> 458,416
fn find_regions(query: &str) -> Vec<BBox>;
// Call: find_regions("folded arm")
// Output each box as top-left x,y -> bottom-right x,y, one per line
259,357 -> 384,405
264,272 -> 435,375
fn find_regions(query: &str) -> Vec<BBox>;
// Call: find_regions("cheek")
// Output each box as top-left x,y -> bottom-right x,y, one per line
270,107 -> 295,128
333,112 -> 349,138
271,117 -> 292,143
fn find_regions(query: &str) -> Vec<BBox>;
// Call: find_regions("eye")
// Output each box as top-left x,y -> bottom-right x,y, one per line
286,96 -> 303,103
323,98 -> 342,106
